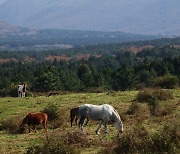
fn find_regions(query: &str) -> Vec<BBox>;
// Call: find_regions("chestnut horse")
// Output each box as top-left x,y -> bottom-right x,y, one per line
20,113 -> 48,134
70,107 -> 89,127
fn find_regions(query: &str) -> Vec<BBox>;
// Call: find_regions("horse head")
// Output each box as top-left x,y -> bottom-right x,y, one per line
112,108 -> 123,134
19,114 -> 30,134
19,124 -> 26,134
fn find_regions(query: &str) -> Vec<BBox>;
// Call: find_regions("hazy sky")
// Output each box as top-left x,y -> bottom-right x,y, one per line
0,0 -> 6,5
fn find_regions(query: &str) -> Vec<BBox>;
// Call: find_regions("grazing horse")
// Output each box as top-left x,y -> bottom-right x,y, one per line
20,113 -> 48,134
18,83 -> 27,97
47,92 -> 59,97
78,104 -> 123,135
70,107 -> 89,127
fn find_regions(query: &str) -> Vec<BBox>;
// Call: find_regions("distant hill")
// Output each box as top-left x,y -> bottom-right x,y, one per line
0,0 -> 180,35
0,21 -> 158,50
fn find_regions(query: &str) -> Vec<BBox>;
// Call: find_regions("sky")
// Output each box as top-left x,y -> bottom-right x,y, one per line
0,0 -> 6,5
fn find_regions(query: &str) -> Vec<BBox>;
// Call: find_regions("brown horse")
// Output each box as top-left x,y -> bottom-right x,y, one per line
70,107 -> 89,127
20,113 -> 48,134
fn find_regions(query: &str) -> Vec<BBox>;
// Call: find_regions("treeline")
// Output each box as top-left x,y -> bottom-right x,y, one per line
1,44 -> 180,62
0,46 -> 179,95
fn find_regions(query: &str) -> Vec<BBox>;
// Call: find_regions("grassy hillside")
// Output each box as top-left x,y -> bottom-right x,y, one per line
0,90 -> 179,153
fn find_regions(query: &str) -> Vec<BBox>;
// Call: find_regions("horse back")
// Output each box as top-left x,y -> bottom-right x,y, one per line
25,113 -> 48,125
78,104 -> 114,120
70,107 -> 79,117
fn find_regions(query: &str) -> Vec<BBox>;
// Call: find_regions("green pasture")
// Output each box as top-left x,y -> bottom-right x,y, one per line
0,90 -> 179,153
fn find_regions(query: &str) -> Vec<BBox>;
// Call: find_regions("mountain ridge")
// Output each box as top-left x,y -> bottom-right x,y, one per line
0,0 -> 180,35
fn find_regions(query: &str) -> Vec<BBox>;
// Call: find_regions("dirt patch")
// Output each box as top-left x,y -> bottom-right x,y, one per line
129,45 -> 154,54
45,55 -> 70,61
24,57 -> 36,63
0,58 -> 18,63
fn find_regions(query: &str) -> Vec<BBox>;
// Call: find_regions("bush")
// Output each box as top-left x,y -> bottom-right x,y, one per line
0,86 -> 17,97
0,115 -> 22,134
155,75 -> 179,89
126,102 -> 140,115
147,97 -> 160,116
62,132 -> 94,147
42,104 -> 59,121
151,123 -> 180,153
42,104 -> 67,129
26,133 -> 78,154
136,88 -> 173,102
103,123 -> 180,154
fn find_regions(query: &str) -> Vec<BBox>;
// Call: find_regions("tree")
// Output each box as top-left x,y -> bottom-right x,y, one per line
33,66 -> 62,92
112,66 -> 139,90
77,64 -> 94,89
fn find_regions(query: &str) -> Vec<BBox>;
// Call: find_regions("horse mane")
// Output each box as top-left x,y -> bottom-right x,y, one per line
112,107 -> 121,122
22,83 -> 26,92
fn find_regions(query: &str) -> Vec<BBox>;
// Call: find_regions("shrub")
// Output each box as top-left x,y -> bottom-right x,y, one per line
0,87 -> 17,97
151,123 -> 180,153
103,123 -> 180,154
136,88 -> 173,102
0,115 -> 22,134
112,125 -> 152,154
62,132 -> 94,147
42,104 -> 67,129
147,97 -> 160,116
126,102 -> 140,115
26,133 -> 78,154
155,75 -> 179,89
42,104 -> 59,121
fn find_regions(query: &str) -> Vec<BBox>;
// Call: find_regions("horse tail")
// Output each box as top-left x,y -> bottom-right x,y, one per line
70,109 -> 75,127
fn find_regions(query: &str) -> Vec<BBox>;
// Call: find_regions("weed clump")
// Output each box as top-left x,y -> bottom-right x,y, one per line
136,88 -> 173,102
126,102 -> 140,115
103,122 -> 180,154
26,133 -> 78,154
43,104 -> 59,121
61,131 -> 95,148
155,75 -> 179,89
0,115 -> 22,134
42,104 -> 66,129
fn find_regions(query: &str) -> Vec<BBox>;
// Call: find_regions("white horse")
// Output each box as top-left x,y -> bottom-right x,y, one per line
78,104 -> 123,135
18,83 -> 27,97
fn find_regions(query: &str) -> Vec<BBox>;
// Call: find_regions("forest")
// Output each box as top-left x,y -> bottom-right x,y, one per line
0,38 -> 179,95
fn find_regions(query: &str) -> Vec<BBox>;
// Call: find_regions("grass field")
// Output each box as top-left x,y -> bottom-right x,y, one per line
0,90 -> 180,154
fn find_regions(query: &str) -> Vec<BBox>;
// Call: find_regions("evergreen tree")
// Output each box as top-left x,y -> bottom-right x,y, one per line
112,66 -> 139,90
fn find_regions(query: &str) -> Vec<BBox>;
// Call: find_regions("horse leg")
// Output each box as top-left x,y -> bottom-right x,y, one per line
43,120 -> 47,132
18,91 -> 21,97
96,121 -> 103,134
70,110 -> 75,127
104,122 -> 109,134
75,116 -> 78,125
78,117 -> 85,132
28,125 -> 31,133
84,117 -> 89,126
33,125 -> 37,133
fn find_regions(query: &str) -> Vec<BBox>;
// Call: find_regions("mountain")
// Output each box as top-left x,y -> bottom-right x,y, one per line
0,22 -> 159,51
0,0 -> 180,35
0,20 -> 36,34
